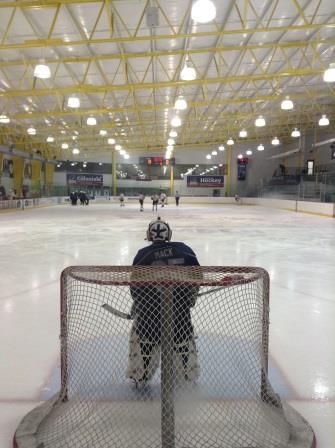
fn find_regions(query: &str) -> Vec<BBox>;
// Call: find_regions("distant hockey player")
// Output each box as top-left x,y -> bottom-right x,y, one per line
234,194 -> 241,204
138,193 -> 145,212
175,191 -> 180,206
119,193 -> 125,207
126,217 -> 200,386
151,193 -> 159,211
69,191 -> 78,206
160,192 -> 166,207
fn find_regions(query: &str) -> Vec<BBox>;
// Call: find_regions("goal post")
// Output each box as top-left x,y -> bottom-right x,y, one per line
14,266 -> 316,448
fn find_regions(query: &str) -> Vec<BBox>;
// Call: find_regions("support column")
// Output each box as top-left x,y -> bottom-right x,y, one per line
112,149 -> 117,197
226,146 -> 232,196
169,165 -> 174,196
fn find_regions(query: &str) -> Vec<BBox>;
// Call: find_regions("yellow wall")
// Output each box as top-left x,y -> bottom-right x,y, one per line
0,153 -> 3,174
45,163 -> 55,195
31,160 -> 41,197
13,156 -> 24,196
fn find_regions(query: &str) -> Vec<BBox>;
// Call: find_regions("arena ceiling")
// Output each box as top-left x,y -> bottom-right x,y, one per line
0,0 -> 334,160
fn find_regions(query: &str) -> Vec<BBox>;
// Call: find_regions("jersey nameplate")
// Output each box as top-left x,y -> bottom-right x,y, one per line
154,247 -> 173,259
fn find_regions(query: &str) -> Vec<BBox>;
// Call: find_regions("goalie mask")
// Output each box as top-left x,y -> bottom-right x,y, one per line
146,217 -> 172,243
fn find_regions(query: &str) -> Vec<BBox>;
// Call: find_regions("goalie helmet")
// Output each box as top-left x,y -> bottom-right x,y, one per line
146,217 -> 172,242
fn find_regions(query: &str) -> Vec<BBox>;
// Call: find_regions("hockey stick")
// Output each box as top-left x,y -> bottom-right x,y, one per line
101,303 -> 132,320
102,275 -> 243,320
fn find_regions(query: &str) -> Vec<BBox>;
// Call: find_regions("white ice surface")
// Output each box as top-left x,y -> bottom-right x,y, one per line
0,203 -> 334,447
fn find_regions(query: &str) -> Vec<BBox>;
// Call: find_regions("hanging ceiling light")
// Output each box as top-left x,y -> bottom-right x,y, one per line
323,63 -> 335,83
206,154 -> 212,159
124,154 -> 130,159
33,61 -> 51,79
27,127 -> 36,135
291,128 -> 300,138
271,137 -> 280,146
99,129 -> 107,136
120,149 -> 126,155
115,144 -> 122,151
72,148 -> 80,155
257,144 -> 265,151
180,61 -> 196,81
167,145 -> 174,151
218,145 -> 225,151
87,116 -> 97,126
239,129 -> 248,138
246,150 -> 253,155
108,138 -> 116,145
83,163 -> 87,168
0,114 -> 10,124
171,116 -> 182,127
191,0 -> 216,23
46,136 -> 54,143
255,115 -> 266,127
174,96 -> 188,110
237,154 -> 243,159
67,96 -> 80,108
61,143 -> 69,149
280,96 -> 294,110
211,150 -> 217,155
169,130 -> 177,138
167,138 -> 175,145
319,114 -> 330,126
227,138 -> 234,145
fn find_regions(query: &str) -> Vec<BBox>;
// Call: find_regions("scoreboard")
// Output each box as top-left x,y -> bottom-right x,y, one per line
139,156 -> 175,166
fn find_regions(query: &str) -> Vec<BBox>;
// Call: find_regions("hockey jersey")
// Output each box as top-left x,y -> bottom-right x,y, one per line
131,242 -> 200,344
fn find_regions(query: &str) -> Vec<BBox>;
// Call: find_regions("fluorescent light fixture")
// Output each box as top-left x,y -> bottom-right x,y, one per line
281,96 -> 294,110
191,0 -> 216,23
206,154 -> 212,159
169,130 -> 177,138
246,150 -> 253,155
167,138 -> 175,145
271,137 -> 280,145
27,127 -> 36,135
255,115 -> 266,127
237,154 -> 243,159
218,145 -> 225,151
227,138 -> 234,145
99,129 -> 107,136
67,96 -> 80,108
319,114 -> 329,126
291,128 -> 300,138
323,63 -> 335,83
175,96 -> 188,110
61,143 -> 69,149
0,114 -> 10,124
180,61 -> 196,81
87,116 -> 97,126
212,150 -> 217,155
34,61 -> 51,79
171,116 -> 182,127
120,149 -> 126,155
108,138 -> 116,145
46,136 -> 54,142
115,144 -> 122,151
72,148 -> 80,154
257,144 -> 265,151
124,154 -> 130,159
239,129 -> 248,138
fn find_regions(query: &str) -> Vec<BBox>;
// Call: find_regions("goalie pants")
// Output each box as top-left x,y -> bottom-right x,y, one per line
126,324 -> 199,382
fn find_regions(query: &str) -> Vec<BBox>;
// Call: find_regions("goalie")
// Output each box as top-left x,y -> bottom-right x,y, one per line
126,217 -> 200,386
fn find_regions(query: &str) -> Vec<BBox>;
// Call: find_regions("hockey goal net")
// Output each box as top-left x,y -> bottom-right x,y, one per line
14,266 -> 315,448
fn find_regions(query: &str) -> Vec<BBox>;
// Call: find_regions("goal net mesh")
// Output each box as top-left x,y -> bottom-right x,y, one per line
14,266 -> 315,448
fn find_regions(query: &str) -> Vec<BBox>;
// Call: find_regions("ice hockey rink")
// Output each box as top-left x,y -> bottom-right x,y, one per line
0,201 -> 334,448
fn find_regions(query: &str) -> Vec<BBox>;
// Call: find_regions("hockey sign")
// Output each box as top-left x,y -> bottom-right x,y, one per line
187,175 -> 224,188
67,173 -> 103,187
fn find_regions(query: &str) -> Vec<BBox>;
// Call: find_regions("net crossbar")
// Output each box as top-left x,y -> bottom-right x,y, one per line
14,266 -> 315,448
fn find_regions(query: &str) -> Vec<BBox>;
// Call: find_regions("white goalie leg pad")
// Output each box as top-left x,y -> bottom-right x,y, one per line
175,337 -> 199,382
126,324 -> 160,382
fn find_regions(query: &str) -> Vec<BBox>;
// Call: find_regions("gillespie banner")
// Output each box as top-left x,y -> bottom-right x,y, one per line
187,175 -> 224,188
67,173 -> 103,187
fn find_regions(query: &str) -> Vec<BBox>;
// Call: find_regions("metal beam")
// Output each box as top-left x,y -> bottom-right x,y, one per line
0,68 -> 326,99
